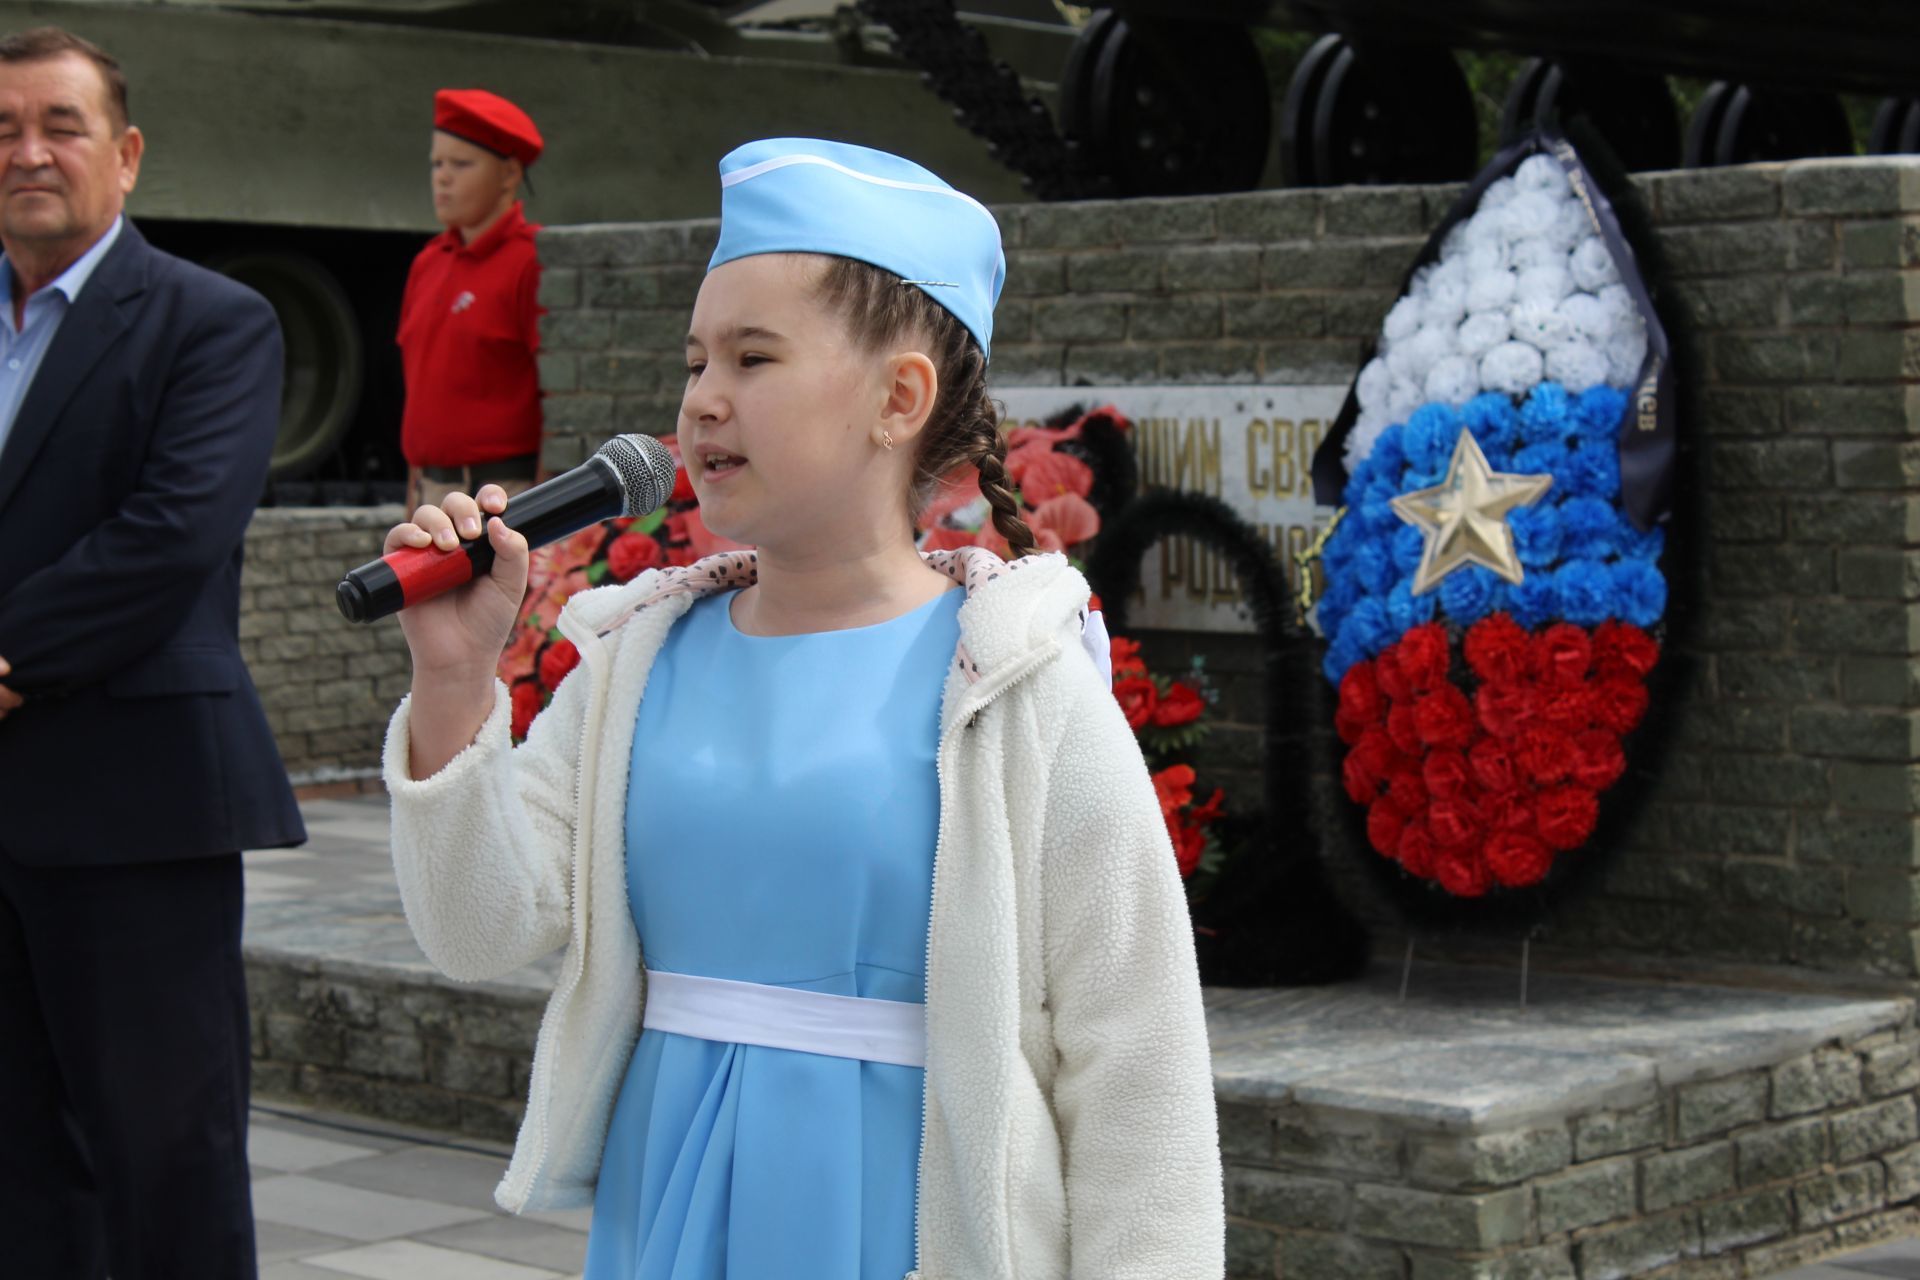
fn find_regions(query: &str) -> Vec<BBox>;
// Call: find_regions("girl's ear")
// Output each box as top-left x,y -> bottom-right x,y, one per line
877,351 -> 939,449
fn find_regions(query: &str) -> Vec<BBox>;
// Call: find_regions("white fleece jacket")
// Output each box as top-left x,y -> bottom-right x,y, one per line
382,547 -> 1224,1279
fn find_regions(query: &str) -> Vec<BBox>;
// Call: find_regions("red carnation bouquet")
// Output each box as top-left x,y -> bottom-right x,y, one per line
1111,631 -> 1228,884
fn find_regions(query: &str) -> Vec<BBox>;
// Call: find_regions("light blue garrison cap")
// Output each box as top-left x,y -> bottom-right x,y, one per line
708,138 -> 1007,358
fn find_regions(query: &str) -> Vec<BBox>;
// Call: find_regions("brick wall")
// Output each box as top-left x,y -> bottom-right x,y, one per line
241,507 -> 408,784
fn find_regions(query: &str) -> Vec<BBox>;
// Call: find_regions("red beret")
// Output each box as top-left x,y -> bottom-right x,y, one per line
434,89 -> 542,167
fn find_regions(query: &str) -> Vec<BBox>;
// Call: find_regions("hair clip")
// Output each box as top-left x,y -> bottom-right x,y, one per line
898,279 -> 959,288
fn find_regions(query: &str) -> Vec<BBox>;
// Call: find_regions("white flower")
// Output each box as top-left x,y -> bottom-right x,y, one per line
1545,341 -> 1611,393
1343,410 -> 1392,476
1502,191 -> 1561,242
1570,237 -> 1621,291
1458,309 -> 1512,358
1387,378 -> 1425,423
1509,236 -> 1566,272
1596,282 -> 1637,333
1387,324 -> 1454,384
1606,320 -> 1649,385
1514,153 -> 1571,198
1466,268 -> 1518,314
1480,341 -> 1545,395
1549,199 -> 1592,251
1481,176 -> 1520,209
1516,262 -> 1575,306
1424,354 -> 1480,405
1356,355 -> 1392,411
1465,242 -> 1508,277
1510,299 -> 1574,350
1382,295 -> 1423,342
1558,291 -> 1613,343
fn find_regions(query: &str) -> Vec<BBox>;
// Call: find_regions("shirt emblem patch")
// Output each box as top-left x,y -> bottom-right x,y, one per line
451,290 -> 476,314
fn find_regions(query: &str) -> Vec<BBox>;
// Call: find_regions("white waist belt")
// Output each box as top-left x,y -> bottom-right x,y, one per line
642,969 -> 927,1069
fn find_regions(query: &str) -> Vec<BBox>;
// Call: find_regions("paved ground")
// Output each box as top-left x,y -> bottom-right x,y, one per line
250,1102 -> 586,1279
240,796 -> 1920,1278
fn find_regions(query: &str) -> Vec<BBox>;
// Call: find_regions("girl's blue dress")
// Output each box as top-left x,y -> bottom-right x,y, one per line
584,585 -> 963,1280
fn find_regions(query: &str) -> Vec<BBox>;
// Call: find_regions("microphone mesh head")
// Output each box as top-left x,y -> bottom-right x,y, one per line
596,434 -> 679,516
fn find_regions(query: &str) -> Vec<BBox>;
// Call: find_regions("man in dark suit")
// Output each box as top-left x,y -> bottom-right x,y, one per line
0,27 -> 305,1280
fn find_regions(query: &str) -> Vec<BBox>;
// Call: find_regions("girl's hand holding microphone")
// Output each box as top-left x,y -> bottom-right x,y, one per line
387,485 -> 528,778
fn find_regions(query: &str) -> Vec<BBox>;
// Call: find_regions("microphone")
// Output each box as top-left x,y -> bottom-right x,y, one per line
336,434 -> 678,624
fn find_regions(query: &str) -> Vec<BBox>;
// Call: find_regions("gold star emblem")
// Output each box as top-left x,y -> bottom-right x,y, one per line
1391,432 -> 1553,595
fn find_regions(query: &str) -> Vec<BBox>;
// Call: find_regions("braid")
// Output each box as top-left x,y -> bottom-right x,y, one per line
814,255 -> 1040,561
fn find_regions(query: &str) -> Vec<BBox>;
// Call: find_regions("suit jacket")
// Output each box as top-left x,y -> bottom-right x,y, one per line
0,221 -> 305,865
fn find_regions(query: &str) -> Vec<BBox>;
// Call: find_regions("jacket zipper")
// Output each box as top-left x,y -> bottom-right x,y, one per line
508,610 -> 614,1208
910,640 -> 1061,1280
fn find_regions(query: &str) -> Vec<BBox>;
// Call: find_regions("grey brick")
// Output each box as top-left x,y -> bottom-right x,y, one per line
1846,870 -> 1920,924
1642,1141 -> 1736,1211
1003,250 -> 1066,297
1662,222 -> 1793,276
1225,1223 -> 1278,1280
1885,1141 -> 1920,1201
341,1030 -> 424,1082
1277,1232 -> 1405,1280
1787,386 -> 1920,438
1224,294 -> 1326,339
536,266 -> 579,309
1259,338 -> 1361,382
1130,298 -> 1222,342
1796,1162 -> 1887,1227
1225,1167 -> 1350,1230
1667,805 -> 1791,857
1717,654 -> 1836,703
989,343 -> 1064,386
1833,1097 -> 1920,1162
1794,706 -> 1920,757
1715,332 -> 1838,384
540,310 -> 613,351
1709,543 -> 1831,597
537,352 -> 577,393
1535,1157 -> 1635,1234
1865,1043 -> 1920,1097
1841,272 -> 1920,323
1798,816 -> 1920,868
1837,443 -> 1920,491
1264,239 -> 1420,290
1742,1229 -> 1846,1277
1163,341 -> 1263,382
538,432 -> 589,473
1839,551 -> 1920,601
1060,344 -> 1160,386
1784,162 -> 1920,216
612,310 -> 687,352
1021,201 -> 1118,249
1783,273 -> 1848,326
1677,1072 -> 1770,1141
1032,299 -> 1127,343
1831,763 -> 1920,813
1838,328 -> 1920,382
1274,1110 -> 1402,1177
1701,493 -> 1784,542
1792,916 -> 1920,977
1699,1186 -> 1795,1251
1407,1244 -> 1574,1280
542,394 -> 613,435
1656,168 -> 1782,222
1118,196 -> 1216,241
1681,276 -> 1781,328
1162,245 -> 1262,293
1738,1115 -> 1830,1184
585,268 -> 669,309
1322,186 -> 1430,236
1351,1183 -> 1530,1249
1573,1212 -> 1698,1280
1699,387 -> 1783,435
430,1043 -> 510,1096
1725,860 -> 1845,917
1773,1047 -> 1867,1118
1325,291 -> 1396,337
1575,1101 -> 1668,1161
1215,190 -> 1319,242
1408,1127 -> 1573,1190
1067,248 -> 1163,293
1217,1100 -> 1274,1163
1695,602 -> 1791,654
1790,601 -> 1920,660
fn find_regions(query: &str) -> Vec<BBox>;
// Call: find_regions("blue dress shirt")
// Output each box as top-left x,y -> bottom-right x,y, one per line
0,215 -> 124,459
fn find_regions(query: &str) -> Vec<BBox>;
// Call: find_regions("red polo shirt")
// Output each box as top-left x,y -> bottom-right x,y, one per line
397,201 -> 544,468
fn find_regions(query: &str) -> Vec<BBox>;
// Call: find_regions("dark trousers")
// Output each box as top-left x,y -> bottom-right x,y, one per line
0,849 -> 256,1280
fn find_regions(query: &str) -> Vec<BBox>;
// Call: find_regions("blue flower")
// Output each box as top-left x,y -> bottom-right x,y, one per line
1560,496 -> 1619,560
1369,425 -> 1407,481
1404,403 -> 1463,473
1322,523 -> 1356,576
1555,559 -> 1615,626
1387,578 -> 1437,632
1520,382 -> 1575,446
1345,596 -> 1393,657
1509,503 -> 1563,568
1574,385 -> 1628,443
1440,565 -> 1501,625
1392,523 -> 1426,575
1509,572 -> 1558,628
1351,539 -> 1395,595
1616,516 -> 1666,562
1342,468 -> 1370,509
1323,634 -> 1365,684
1512,442 -> 1566,481
1563,442 -> 1621,500
1462,393 -> 1521,456
1612,559 -> 1667,627
1361,495 -> 1401,536
1403,467 -> 1446,493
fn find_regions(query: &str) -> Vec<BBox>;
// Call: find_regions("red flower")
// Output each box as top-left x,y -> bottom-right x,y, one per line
1475,681 -> 1537,740
1518,727 -> 1579,786
1482,789 -> 1535,835
1469,738 -> 1518,793
922,526 -> 993,554
1110,636 -> 1147,679
1422,749 -> 1472,801
1398,820 -> 1437,878
1386,701 -> 1423,755
920,468 -> 982,526
1485,831 -> 1552,888
1376,653 -> 1413,703
1367,800 -> 1407,858
1153,682 -> 1205,728
606,531 -> 663,582
1535,624 -> 1593,688
1434,848 -> 1491,897
1538,685 -> 1594,733
1591,677 -> 1650,735
1170,820 -> 1206,878
1573,730 -> 1627,791
1429,794 -> 1485,852
1537,785 -> 1600,850
1464,614 -> 1532,686
1593,621 -> 1660,679
510,680 -> 544,740
538,638 -> 580,691
670,465 -> 696,505
1385,766 -> 1427,815
1189,787 -> 1225,826
1395,625 -> 1451,693
1007,444 -> 1094,501
1337,662 -> 1385,742
1030,493 -> 1100,553
1413,684 -> 1475,749
1115,677 -> 1159,730
1344,729 -> 1398,804
1152,764 -> 1196,817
